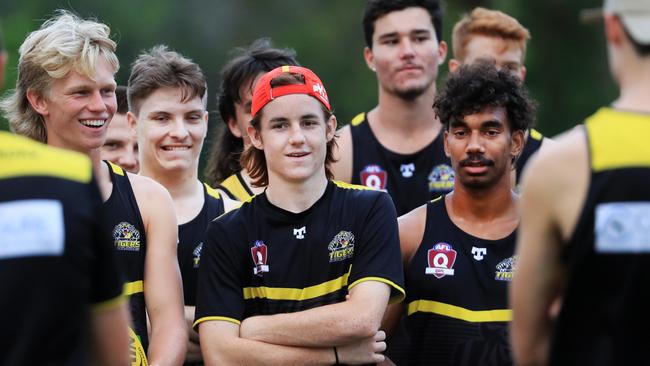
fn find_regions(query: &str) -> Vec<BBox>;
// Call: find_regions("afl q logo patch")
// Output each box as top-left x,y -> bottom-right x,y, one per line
360,164 -> 387,190
328,231 -> 355,262
128,327 -> 148,365
426,242 -> 457,278
428,164 -> 455,192
113,222 -> 141,252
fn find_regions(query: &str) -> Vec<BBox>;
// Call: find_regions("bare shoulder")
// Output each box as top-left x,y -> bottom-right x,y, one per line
218,189 -> 243,212
397,203 -> 427,265
332,124 -> 353,182
126,173 -> 176,223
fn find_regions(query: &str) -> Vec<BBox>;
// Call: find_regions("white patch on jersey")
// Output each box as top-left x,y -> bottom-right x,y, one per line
0,199 -> 64,259
471,246 -> 487,261
294,226 -> 306,239
400,163 -> 415,178
596,201 -> 650,253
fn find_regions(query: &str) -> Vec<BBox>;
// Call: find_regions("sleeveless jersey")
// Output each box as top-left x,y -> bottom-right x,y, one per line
0,132 -> 123,365
103,161 -> 149,364
218,172 -> 254,201
549,108 -> 650,365
349,112 -> 454,216
178,183 -> 225,306
195,181 -> 405,365
404,197 -> 516,366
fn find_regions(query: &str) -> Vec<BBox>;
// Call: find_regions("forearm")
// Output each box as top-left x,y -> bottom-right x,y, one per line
148,323 -> 187,366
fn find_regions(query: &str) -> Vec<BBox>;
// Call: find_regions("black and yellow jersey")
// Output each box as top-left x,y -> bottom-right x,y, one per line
217,172 -> 254,202
349,112 -> 453,216
550,108 -> 650,365
178,183 -> 225,306
103,160 -> 149,364
515,129 -> 544,183
194,181 -> 404,341
0,132 -> 123,365
403,197 -> 515,366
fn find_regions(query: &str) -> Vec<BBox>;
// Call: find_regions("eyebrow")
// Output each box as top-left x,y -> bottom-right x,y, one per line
449,119 -> 504,129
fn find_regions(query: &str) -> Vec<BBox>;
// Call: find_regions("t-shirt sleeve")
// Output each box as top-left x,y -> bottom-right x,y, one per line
88,175 -> 124,311
348,191 -> 405,304
194,219 -> 247,330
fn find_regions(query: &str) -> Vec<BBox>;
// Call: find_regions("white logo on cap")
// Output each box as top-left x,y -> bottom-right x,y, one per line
313,83 -> 328,102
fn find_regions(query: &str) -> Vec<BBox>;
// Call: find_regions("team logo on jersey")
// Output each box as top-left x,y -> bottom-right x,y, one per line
428,164 -> 455,192
251,240 -> 269,276
113,222 -> 141,252
360,164 -> 387,190
294,226 -> 306,239
328,231 -> 355,262
400,163 -> 415,178
426,242 -> 457,278
495,255 -> 516,281
128,327 -> 148,365
193,242 -> 203,268
471,246 -> 487,261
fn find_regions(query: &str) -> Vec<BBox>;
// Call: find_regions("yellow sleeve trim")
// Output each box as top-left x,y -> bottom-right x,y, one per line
204,182 -> 222,200
348,276 -> 406,304
220,174 -> 253,202
92,294 -> 126,313
107,161 -> 125,176
351,112 -> 366,126
193,316 -> 241,329
123,280 -> 144,296
332,180 -> 374,191
529,129 -> 543,141
407,300 -> 512,322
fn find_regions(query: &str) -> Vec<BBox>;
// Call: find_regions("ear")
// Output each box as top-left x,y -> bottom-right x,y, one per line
26,88 -> 50,117
127,111 -> 138,130
227,117 -> 243,138
519,65 -> 527,81
247,125 -> 263,150
443,130 -> 451,158
448,58 -> 461,73
326,114 -> 337,142
363,47 -> 376,72
604,13 -> 624,46
437,41 -> 448,66
510,129 -> 526,162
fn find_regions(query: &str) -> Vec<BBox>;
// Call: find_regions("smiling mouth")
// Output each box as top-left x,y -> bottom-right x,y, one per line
79,119 -> 107,128
162,146 -> 191,151
287,152 -> 310,158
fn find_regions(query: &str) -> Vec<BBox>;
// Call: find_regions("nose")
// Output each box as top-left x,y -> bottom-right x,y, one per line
88,90 -> 108,112
169,119 -> 189,139
466,131 -> 485,154
399,39 -> 415,59
288,124 -> 306,145
119,149 -> 139,173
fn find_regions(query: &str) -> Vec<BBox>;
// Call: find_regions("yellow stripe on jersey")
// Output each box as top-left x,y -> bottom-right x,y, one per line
220,174 -> 253,202
348,276 -> 405,304
92,294 -> 126,313
0,132 -> 92,183
586,108 -> 650,172
351,112 -> 366,126
243,266 -> 352,301
204,182 -> 222,200
107,161 -> 125,176
407,300 -> 512,322
193,316 -> 241,329
332,180 -> 374,191
123,280 -> 144,296
530,128 -> 543,141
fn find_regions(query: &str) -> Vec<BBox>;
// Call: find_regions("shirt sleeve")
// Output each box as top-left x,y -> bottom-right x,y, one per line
194,219 -> 247,329
348,191 -> 405,304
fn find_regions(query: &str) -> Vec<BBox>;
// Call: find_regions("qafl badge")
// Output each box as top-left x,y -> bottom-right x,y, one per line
426,242 -> 457,279
251,240 -> 269,276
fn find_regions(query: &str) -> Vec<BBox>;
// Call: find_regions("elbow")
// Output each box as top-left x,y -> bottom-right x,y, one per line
340,312 -> 382,340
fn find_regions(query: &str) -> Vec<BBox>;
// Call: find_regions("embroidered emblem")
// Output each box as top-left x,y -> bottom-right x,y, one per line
400,163 -> 415,178
360,164 -> 387,190
426,242 -> 457,278
113,222 -> 141,252
193,242 -> 203,268
294,226 -> 306,239
251,240 -> 269,276
471,246 -> 487,261
495,256 -> 516,281
428,164 -> 455,192
328,231 -> 355,262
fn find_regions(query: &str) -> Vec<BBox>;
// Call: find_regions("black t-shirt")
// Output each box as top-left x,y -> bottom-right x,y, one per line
349,113 -> 453,216
178,183 -> 225,306
0,132 -> 122,366
403,197 -> 516,366
195,180 -> 404,362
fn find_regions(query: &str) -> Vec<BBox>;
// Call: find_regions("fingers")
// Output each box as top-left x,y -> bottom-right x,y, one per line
374,330 -> 386,341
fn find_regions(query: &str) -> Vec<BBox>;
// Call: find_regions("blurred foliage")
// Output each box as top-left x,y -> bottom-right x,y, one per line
0,0 -> 614,171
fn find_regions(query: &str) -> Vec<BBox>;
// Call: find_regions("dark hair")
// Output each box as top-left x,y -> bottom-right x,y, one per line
240,72 -> 336,187
204,38 -> 299,186
434,60 -> 536,133
127,45 -> 206,116
621,22 -> 650,57
115,85 -> 128,114
363,0 -> 444,48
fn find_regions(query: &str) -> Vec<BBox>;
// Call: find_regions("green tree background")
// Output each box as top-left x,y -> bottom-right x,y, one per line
0,0 -> 614,169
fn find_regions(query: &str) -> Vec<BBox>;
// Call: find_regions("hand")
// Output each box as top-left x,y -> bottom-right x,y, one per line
337,330 -> 386,365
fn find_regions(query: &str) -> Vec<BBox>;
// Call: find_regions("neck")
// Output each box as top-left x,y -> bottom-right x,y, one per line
89,148 -> 113,202
265,171 -> 329,213
615,56 -> 650,113
240,168 -> 267,195
140,163 -> 199,201
374,85 -> 440,132
448,175 -> 516,222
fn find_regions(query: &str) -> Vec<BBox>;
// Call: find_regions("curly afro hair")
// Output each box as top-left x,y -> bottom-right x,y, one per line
434,61 -> 536,132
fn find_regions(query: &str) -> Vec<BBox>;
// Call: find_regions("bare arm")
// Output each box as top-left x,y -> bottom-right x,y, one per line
133,176 -> 187,365
200,320 -> 385,366
331,125 -> 353,183
90,301 -> 131,366
240,280 -> 391,347
184,305 -> 202,363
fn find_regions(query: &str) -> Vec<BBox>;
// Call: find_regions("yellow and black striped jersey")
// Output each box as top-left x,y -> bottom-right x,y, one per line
218,172 -> 254,202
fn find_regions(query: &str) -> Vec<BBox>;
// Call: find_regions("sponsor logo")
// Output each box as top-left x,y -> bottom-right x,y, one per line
294,226 -> 306,239
251,240 -> 270,276
113,222 -> 141,252
400,163 -> 415,178
193,242 -> 203,268
495,256 -> 516,281
328,231 -> 355,262
128,327 -> 148,365
0,199 -> 64,259
360,164 -> 387,190
426,242 -> 457,278
471,246 -> 487,261
312,83 -> 328,102
428,164 -> 455,192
